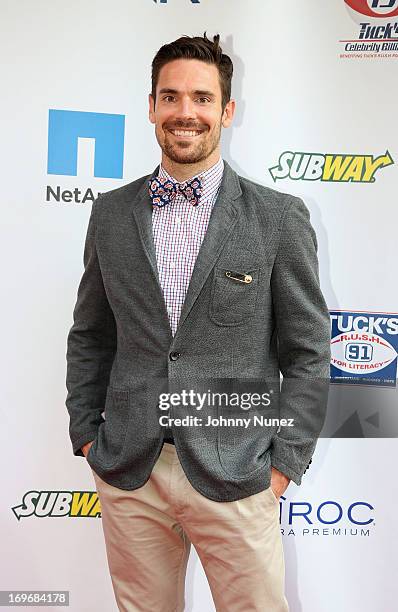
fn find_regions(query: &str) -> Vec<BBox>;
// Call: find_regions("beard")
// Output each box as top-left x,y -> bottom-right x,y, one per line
156,120 -> 222,165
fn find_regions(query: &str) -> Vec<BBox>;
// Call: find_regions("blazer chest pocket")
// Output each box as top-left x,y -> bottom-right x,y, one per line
209,266 -> 259,326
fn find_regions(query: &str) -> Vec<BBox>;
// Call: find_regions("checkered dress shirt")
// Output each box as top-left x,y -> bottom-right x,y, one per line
152,157 -> 224,337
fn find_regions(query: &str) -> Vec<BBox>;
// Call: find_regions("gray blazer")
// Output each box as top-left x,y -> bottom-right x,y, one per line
65,160 -> 330,502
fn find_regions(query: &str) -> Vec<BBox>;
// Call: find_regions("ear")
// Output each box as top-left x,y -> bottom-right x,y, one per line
221,99 -> 236,128
149,93 -> 156,124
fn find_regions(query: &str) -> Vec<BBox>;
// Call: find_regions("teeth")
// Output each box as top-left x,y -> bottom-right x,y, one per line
170,130 -> 201,137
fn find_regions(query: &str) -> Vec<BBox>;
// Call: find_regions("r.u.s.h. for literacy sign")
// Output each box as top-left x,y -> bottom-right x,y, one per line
330,311 -> 398,387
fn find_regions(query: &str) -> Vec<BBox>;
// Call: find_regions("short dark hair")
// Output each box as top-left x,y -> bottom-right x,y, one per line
151,32 -> 233,111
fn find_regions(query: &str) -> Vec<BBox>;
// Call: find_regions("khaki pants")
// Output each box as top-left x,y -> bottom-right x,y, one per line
91,442 -> 289,612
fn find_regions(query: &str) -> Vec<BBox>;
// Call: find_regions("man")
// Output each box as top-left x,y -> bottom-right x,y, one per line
66,33 -> 330,612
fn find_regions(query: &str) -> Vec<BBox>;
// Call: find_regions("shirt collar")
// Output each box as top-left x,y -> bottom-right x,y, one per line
157,157 -> 224,205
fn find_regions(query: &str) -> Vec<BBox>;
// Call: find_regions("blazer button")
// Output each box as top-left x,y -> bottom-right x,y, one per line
169,351 -> 181,361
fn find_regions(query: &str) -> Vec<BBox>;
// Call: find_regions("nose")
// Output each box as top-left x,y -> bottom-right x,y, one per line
175,96 -> 196,121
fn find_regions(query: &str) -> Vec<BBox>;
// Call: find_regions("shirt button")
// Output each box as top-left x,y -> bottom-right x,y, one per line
169,351 -> 181,361
175,217 -> 181,224
170,261 -> 176,269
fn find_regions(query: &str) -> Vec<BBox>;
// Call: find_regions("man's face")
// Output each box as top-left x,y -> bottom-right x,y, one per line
149,58 -> 234,165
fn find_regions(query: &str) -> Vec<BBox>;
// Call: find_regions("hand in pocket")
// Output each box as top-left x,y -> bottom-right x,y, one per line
81,441 -> 94,458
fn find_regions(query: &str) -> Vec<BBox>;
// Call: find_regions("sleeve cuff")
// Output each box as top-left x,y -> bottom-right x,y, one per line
271,454 -> 302,485
270,454 -> 313,486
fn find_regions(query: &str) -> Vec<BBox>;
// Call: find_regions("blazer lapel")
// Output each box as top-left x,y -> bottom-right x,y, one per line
130,160 -> 243,340
130,165 -> 161,288
175,160 -> 242,337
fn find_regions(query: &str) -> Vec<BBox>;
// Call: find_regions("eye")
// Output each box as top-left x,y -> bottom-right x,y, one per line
197,97 -> 210,104
163,95 -> 176,103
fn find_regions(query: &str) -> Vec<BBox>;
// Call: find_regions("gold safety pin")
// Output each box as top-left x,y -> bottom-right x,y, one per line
225,271 -> 253,284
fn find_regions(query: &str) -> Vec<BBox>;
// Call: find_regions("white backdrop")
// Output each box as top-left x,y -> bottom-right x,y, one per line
1,0 -> 397,610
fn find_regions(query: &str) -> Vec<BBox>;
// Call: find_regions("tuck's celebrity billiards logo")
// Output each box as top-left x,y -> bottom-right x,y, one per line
340,0 -> 398,58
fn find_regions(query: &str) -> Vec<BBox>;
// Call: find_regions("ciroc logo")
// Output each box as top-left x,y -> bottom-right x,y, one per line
278,495 -> 374,537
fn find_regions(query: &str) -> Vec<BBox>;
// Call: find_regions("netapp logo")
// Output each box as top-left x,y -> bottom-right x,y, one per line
47,109 -> 125,179
45,109 -> 125,205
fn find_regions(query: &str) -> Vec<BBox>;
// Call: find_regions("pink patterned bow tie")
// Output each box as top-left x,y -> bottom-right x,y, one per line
148,175 -> 203,208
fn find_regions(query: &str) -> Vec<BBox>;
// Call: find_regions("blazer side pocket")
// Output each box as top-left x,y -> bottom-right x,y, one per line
209,267 -> 260,326
87,388 -> 130,470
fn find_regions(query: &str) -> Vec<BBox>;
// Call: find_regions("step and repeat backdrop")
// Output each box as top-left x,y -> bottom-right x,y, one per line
2,0 -> 397,610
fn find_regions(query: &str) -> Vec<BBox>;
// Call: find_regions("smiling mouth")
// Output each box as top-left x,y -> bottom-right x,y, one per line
168,129 -> 204,138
